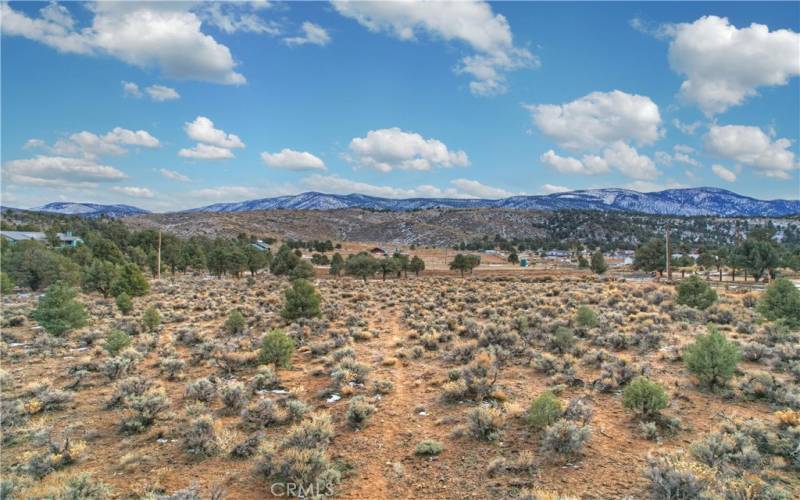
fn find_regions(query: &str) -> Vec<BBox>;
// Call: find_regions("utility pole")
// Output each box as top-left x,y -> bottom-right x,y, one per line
157,230 -> 162,280
665,223 -> 672,282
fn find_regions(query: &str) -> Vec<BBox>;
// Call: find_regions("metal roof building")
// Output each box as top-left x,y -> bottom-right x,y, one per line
0,231 -> 84,247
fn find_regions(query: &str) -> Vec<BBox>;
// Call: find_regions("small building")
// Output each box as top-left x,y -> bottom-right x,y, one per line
250,240 -> 271,252
369,247 -> 387,256
519,258 -> 529,267
0,230 -> 83,248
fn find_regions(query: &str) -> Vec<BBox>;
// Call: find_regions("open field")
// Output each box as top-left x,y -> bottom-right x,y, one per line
2,272 -> 798,499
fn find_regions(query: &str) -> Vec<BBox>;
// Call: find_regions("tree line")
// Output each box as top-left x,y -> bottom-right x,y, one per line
0,217 -> 433,297
633,226 -> 800,281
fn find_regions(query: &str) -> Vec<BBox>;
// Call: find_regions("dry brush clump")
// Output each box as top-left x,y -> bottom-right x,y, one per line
255,412 -> 340,495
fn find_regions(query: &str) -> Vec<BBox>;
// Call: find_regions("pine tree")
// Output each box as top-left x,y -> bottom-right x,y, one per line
270,244 -> 300,276
281,279 -> 321,321
31,281 -> 89,336
111,263 -> 149,297
83,260 -> 118,297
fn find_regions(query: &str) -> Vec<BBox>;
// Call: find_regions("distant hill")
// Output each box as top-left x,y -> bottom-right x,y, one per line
31,202 -> 150,218
27,187 -> 800,218
125,207 -> 800,248
187,187 -> 800,217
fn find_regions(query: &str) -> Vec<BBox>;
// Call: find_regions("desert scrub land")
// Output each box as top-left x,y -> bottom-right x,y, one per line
1,274 -> 799,499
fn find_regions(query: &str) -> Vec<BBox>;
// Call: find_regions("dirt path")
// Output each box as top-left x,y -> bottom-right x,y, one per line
335,306 -> 441,499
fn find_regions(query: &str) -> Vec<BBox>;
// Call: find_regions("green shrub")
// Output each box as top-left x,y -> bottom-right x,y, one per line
30,281 -> 88,336
105,330 -> 132,356
758,278 -> 800,328
684,327 -> 741,389
225,309 -> 246,334
623,376 -> 668,418
415,439 -> 443,456
281,279 -> 321,321
676,276 -> 717,310
526,391 -> 563,430
115,292 -> 133,315
143,307 -> 160,332
110,263 -> 149,297
574,306 -> 598,327
258,329 -> 295,369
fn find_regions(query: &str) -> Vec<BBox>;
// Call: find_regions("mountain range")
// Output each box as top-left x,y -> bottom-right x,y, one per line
20,187 -> 800,218
30,202 -> 150,218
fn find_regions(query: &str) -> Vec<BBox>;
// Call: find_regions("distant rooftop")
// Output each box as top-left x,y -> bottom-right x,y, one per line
0,231 -> 84,244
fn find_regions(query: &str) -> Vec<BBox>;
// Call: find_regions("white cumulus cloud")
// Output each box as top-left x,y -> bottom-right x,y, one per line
347,127 -> 468,172
525,90 -> 663,151
40,127 -> 160,158
663,16 -> 800,115
180,116 -> 244,160
704,124 -> 798,179
184,116 -> 244,149
179,143 -> 235,160
332,0 -> 536,95
2,155 -> 128,187
602,142 -> 660,180
261,149 -> 326,171
0,2 -> 246,84
540,150 -> 609,176
540,143 -> 659,180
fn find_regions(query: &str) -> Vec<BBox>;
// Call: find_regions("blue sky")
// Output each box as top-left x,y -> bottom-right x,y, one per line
1,1 -> 798,211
